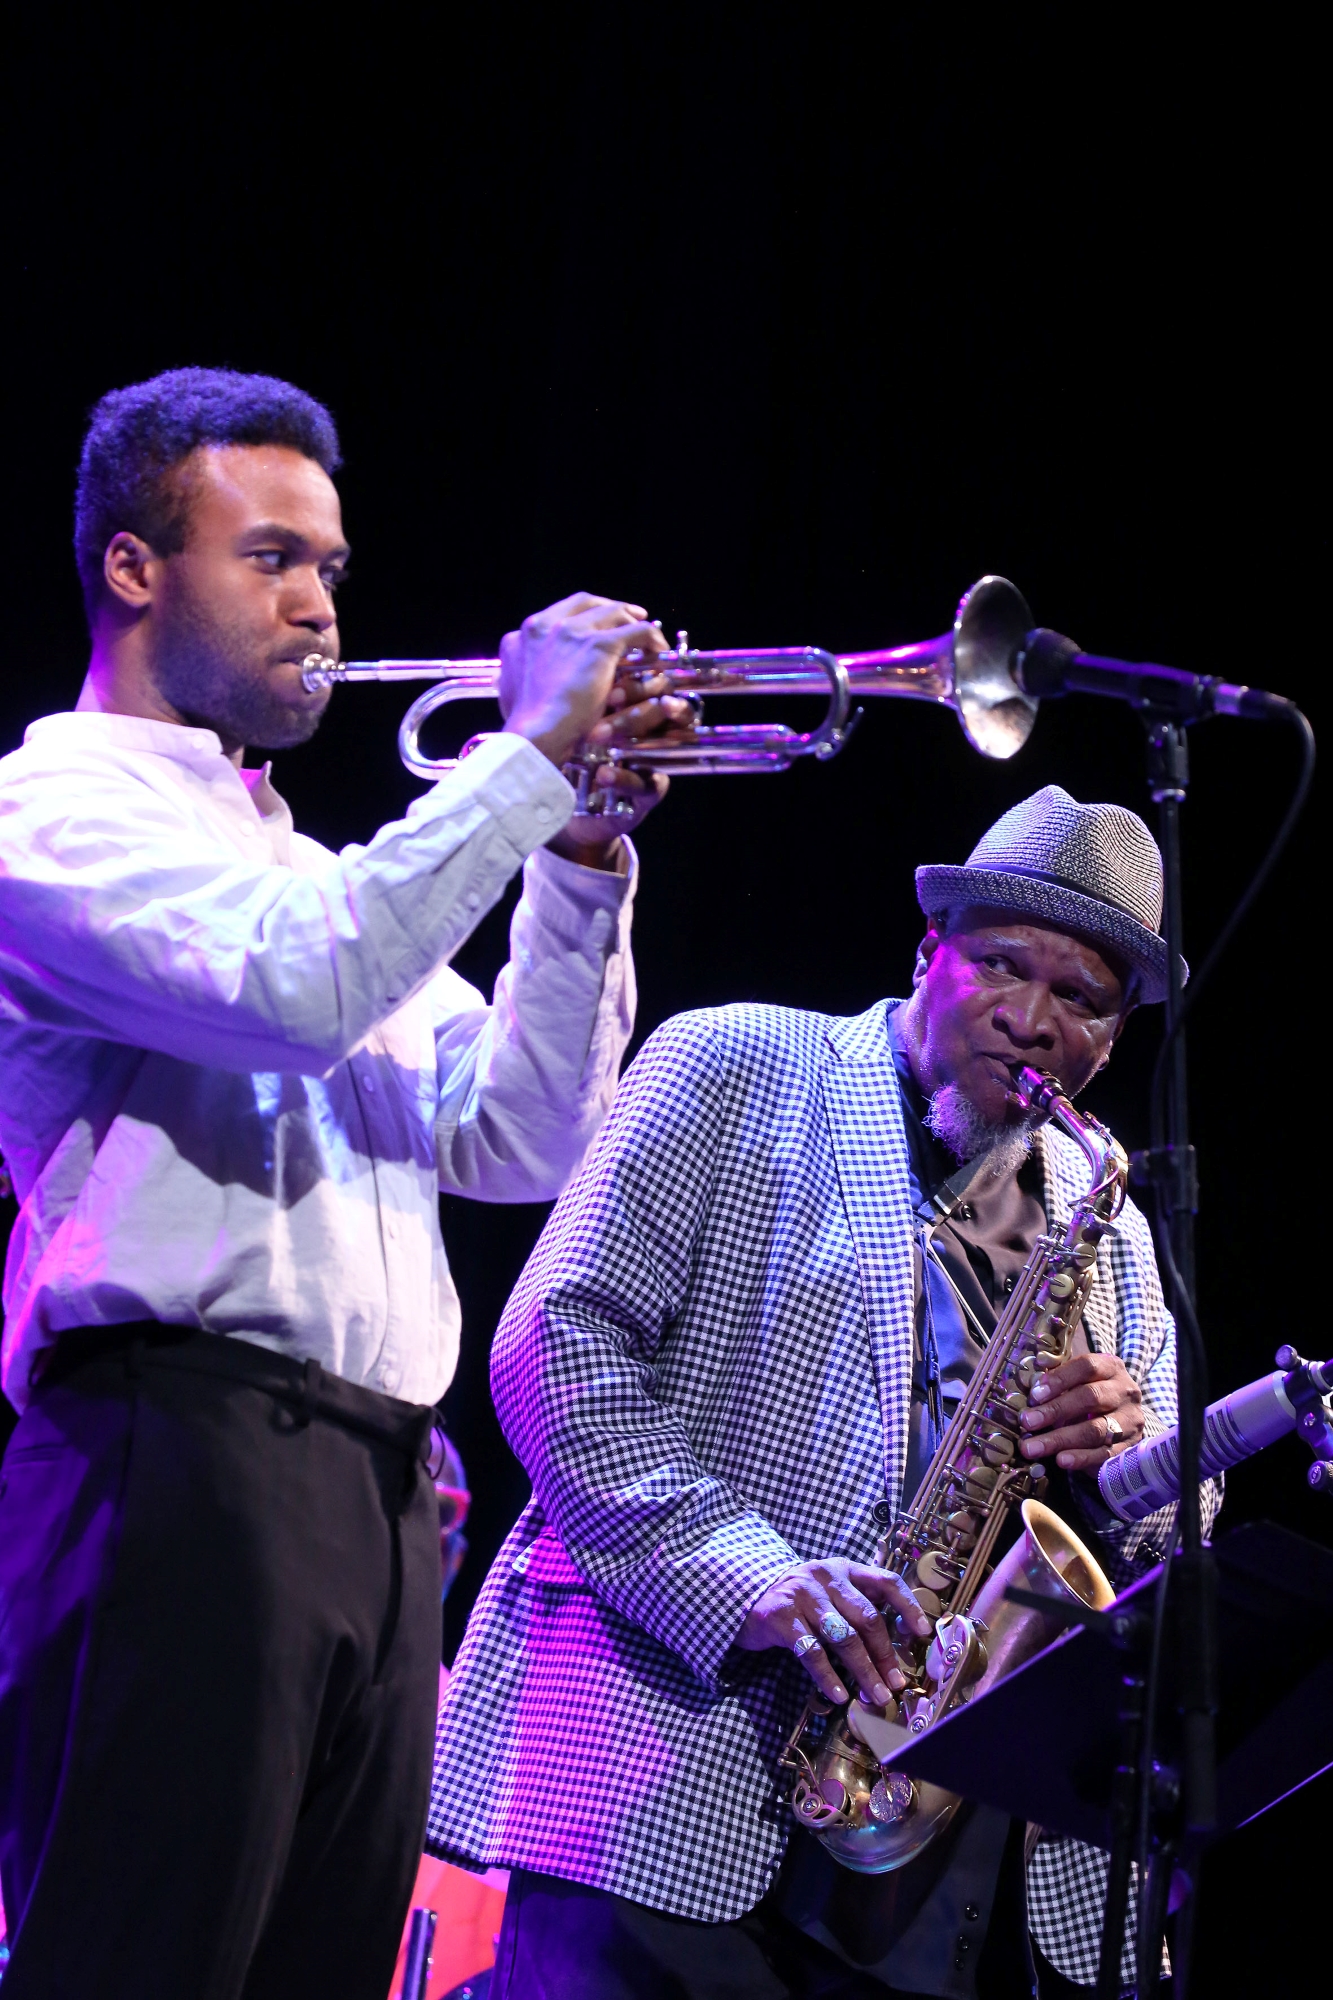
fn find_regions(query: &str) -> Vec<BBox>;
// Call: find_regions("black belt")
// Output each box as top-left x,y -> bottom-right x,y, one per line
40,1321 -> 435,1466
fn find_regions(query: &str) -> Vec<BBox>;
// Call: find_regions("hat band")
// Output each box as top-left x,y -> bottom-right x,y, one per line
963,862 -> 1161,936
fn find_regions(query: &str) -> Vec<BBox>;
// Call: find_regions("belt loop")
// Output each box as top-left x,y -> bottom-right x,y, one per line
295,1357 -> 322,1429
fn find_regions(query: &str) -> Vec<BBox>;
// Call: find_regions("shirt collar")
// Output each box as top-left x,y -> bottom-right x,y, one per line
23,711 -> 295,857
26,709 -> 231,768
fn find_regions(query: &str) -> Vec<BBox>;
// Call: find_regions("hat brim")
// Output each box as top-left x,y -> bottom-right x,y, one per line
914,864 -> 1178,1005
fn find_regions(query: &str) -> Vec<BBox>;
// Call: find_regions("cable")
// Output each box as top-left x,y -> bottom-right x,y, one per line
1148,703 -> 1315,1145
1134,1525 -> 1180,1994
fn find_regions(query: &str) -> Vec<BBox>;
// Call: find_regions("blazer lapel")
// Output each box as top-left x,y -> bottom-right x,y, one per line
820,1003 -> 918,1516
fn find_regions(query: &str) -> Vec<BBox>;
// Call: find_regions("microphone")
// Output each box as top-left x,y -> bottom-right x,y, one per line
1016,627 -> 1294,723
1099,1348 -> 1333,1522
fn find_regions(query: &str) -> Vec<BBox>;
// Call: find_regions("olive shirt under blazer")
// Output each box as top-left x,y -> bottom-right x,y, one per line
427,999 -> 1218,1986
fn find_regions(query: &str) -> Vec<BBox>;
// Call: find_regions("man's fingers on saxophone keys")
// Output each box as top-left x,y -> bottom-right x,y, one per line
850,1563 -> 933,1637
787,1617 -> 847,1704
1020,1355 -> 1144,1463
834,1580 -> 912,1692
807,1603 -> 887,1708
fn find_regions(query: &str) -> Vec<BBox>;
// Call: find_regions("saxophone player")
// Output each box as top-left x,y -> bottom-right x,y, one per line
429,786 -> 1222,1998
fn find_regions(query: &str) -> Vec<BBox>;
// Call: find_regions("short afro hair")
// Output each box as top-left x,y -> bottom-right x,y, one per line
74,366 -> 342,618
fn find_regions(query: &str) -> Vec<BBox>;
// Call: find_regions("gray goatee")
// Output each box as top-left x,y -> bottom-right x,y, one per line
925,1082 -> 1036,1179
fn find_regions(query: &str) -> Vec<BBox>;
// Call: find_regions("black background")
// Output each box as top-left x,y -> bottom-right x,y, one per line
3,9 -> 1321,1988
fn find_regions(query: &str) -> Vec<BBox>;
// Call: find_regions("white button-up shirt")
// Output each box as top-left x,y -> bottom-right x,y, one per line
0,712 -> 638,1410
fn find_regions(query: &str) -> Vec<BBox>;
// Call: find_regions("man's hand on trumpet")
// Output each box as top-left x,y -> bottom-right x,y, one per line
499,592 -> 695,869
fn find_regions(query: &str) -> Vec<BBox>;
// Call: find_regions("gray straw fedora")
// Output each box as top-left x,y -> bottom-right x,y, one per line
915,785 -> 1176,1004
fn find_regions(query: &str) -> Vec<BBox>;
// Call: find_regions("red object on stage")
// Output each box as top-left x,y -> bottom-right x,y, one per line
387,1853 -> 508,1999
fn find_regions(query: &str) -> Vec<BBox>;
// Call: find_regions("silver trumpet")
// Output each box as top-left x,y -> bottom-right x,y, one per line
300,575 -> 1037,807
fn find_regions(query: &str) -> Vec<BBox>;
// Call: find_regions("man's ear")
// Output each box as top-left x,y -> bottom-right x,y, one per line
1095,995 -> 1139,1072
912,925 -> 943,990
102,531 -> 161,613
1109,992 -> 1139,1046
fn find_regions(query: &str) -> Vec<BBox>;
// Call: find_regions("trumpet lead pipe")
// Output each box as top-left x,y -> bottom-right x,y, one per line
301,657 -> 501,688
302,648 -> 957,699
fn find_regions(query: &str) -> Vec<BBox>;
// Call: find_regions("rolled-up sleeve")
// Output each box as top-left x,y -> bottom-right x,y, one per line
0,732 -> 574,1076
431,841 -> 638,1201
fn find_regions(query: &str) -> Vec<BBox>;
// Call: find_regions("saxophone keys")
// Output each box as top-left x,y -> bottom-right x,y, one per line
869,1773 -> 915,1825
914,1552 -> 956,1594
1047,1272 -> 1076,1300
983,1431 -> 1016,1465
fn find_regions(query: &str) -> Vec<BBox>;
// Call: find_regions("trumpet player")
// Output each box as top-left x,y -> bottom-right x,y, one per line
0,366 -> 687,1998
429,787 -> 1223,1998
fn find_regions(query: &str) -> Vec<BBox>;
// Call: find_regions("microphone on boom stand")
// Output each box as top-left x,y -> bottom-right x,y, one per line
1014,627 -> 1297,722
1007,617 -> 1313,1999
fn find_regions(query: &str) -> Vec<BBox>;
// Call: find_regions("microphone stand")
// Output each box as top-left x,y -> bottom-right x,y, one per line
1087,713 -> 1212,2000
1012,628 -> 1316,1998
1131,715 -> 1215,1999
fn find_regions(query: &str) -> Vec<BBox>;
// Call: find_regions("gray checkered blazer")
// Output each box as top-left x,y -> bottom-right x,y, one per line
428,1000 -> 1219,1984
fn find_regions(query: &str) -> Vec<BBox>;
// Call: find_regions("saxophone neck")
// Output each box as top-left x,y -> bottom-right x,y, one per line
1010,1064 -> 1128,1226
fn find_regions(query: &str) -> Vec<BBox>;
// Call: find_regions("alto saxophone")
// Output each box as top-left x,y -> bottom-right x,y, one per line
779,1064 -> 1128,1874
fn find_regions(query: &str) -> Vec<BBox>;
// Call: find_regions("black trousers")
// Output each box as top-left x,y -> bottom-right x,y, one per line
491,1866 -> 1046,2000
0,1324 -> 441,2000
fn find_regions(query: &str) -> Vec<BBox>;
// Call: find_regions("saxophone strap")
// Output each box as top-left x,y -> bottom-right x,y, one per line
912,1150 -> 996,1453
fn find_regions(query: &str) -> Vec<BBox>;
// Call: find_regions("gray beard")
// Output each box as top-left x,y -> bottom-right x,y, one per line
925,1081 -> 1036,1179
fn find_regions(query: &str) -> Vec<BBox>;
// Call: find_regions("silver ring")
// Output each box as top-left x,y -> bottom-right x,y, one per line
819,1611 -> 854,1646
1103,1415 -> 1124,1443
792,1633 -> 822,1660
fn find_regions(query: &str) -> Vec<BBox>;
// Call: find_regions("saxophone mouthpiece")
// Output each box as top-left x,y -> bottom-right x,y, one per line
1008,1065 -> 1063,1117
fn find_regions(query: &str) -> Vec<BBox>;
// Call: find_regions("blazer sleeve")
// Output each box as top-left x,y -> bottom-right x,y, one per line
490,1009 -> 803,1691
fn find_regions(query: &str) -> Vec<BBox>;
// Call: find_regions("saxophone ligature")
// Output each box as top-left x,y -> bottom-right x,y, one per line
779,1065 -> 1128,1874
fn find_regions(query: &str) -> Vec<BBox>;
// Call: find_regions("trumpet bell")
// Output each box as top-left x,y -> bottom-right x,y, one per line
951,575 -> 1039,759
839,575 -> 1037,761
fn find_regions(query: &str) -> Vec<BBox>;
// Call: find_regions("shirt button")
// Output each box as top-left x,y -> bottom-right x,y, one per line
466,891 -> 480,910
362,1074 -> 376,1094
964,1904 -> 980,1922
383,1368 -> 401,1395
535,804 -> 551,822
956,1203 -> 974,1222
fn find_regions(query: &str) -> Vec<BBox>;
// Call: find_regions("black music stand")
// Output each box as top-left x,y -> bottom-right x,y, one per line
884,1523 -> 1333,1979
